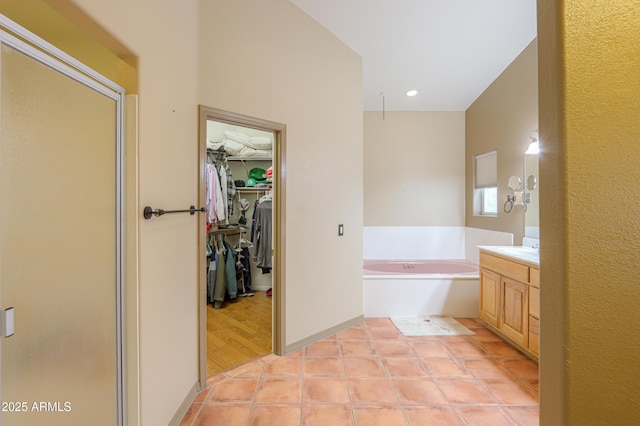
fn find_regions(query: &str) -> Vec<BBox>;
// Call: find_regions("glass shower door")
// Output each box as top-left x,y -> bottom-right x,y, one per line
0,39 -> 122,425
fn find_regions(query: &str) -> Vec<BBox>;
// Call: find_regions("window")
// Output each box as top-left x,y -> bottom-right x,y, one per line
474,151 -> 497,216
480,187 -> 498,215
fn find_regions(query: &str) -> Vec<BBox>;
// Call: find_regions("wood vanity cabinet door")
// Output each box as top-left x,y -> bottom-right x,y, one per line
500,277 -> 529,347
479,268 -> 500,327
529,316 -> 540,356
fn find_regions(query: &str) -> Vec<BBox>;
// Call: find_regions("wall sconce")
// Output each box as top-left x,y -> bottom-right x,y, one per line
504,174 -> 537,213
504,176 -> 527,213
525,129 -> 540,155
505,129 -> 540,213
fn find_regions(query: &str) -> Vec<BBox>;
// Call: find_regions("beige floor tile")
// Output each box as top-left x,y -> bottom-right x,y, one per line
410,340 -> 450,357
262,357 -> 303,376
481,379 -> 539,405
254,377 -> 302,403
302,405 -> 354,426
248,404 -> 301,426
383,357 -> 428,377
503,405 -> 539,426
348,378 -> 398,405
340,340 -> 377,357
461,358 -> 514,379
368,326 -> 402,340
421,357 -> 472,378
501,358 -> 539,379
391,378 -> 448,405
376,340 -> 413,357
180,318 -> 539,426
337,326 -> 370,340
441,340 -> 489,358
352,405 -> 408,426
305,340 -> 341,357
454,405 -> 514,426
435,379 -> 497,405
304,357 -> 344,377
403,406 -> 462,426
342,357 -> 387,377
303,377 -> 351,404
194,403 -> 251,426
208,377 -> 259,403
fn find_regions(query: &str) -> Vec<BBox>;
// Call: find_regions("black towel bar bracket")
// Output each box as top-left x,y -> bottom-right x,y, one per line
143,205 -> 205,220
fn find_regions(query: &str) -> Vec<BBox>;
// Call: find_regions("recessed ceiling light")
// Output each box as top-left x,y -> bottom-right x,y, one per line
406,90 -> 418,97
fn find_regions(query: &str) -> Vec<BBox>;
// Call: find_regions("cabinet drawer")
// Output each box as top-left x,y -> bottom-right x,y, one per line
530,268 -> 540,288
480,252 -> 530,283
529,286 -> 540,319
529,316 -> 539,356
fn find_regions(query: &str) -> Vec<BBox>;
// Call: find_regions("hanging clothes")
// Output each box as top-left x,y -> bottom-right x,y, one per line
212,241 -> 227,309
219,164 -> 228,225
253,198 -> 272,271
207,250 -> 218,304
206,162 -> 225,223
222,162 -> 237,219
240,247 -> 252,292
223,240 -> 238,299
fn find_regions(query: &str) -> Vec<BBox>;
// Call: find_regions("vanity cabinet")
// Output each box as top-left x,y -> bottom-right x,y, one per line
500,277 -> 528,347
479,250 -> 539,361
479,269 -> 500,327
528,269 -> 540,357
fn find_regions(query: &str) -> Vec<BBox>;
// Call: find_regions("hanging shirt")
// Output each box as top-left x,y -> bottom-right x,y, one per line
254,199 -> 272,269
223,162 -> 236,219
206,163 -> 225,223
219,164 -> 228,225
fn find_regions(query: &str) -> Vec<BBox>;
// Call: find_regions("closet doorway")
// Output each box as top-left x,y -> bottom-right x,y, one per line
198,106 -> 285,385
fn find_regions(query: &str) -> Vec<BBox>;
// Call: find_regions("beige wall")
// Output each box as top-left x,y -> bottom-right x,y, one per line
465,39 -> 538,245
28,0 -> 202,425
0,1 -> 364,423
364,111 -> 465,226
198,0 -> 363,347
538,2 -> 640,424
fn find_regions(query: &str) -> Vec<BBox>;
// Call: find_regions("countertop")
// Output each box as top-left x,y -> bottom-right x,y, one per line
477,245 -> 540,267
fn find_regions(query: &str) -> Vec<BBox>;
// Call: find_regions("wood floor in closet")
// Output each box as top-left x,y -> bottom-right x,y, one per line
207,291 -> 272,377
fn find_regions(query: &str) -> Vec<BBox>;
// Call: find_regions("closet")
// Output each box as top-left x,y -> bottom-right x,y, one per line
204,118 -> 275,376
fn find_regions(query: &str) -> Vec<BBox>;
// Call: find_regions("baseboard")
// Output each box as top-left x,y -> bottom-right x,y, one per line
168,381 -> 199,426
285,315 -> 364,354
251,285 -> 271,291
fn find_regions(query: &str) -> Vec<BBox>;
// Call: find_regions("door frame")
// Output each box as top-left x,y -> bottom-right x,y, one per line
197,105 -> 286,387
0,15 -> 126,426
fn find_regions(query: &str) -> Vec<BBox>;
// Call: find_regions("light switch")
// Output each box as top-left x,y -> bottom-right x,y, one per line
338,224 -> 344,236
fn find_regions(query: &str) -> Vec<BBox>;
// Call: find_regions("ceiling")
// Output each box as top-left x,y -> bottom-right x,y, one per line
290,0 -> 537,111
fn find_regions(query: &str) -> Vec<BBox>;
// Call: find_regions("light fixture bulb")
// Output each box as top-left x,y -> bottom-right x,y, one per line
406,90 -> 418,97
525,141 -> 539,155
526,129 -> 540,154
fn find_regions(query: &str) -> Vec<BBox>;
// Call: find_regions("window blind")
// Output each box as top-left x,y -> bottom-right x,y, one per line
475,151 -> 497,188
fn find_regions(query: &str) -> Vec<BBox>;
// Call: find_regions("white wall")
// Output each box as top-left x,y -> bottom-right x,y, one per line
198,0 -> 364,346
364,111 -> 466,226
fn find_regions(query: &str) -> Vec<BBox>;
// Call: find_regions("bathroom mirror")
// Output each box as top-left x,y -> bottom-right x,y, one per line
524,155 -> 539,238
508,175 -> 522,191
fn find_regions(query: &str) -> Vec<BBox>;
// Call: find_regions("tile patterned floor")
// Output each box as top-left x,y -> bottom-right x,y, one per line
180,318 -> 539,425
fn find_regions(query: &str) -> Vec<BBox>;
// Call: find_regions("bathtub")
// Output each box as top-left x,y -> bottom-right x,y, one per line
363,259 -> 480,318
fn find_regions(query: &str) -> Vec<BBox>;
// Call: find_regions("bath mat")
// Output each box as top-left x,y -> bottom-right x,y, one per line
390,316 -> 475,336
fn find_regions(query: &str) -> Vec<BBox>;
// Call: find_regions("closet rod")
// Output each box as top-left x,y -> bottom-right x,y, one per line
143,205 -> 205,220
